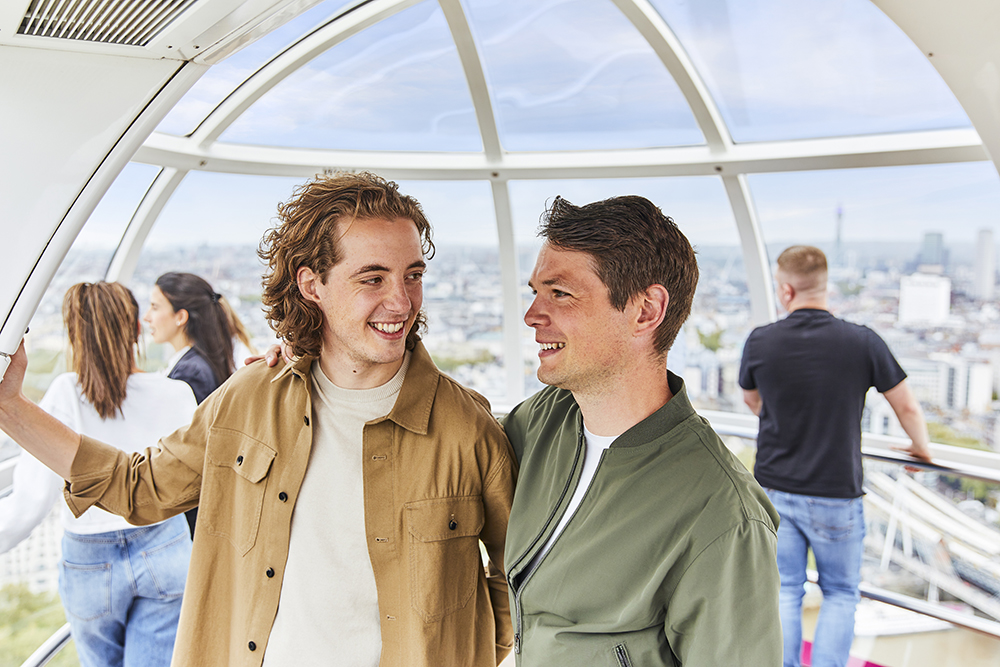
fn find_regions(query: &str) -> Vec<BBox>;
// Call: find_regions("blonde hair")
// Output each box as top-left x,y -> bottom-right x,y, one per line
220,296 -> 257,356
776,245 -> 828,293
63,282 -> 139,419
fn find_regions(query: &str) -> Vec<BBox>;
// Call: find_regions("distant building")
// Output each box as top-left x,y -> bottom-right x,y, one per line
901,354 -> 994,414
974,228 -> 996,300
0,502 -> 61,594
898,273 -> 951,325
917,231 -> 947,274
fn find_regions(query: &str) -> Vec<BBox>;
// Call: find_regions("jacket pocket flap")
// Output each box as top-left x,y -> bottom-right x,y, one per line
405,496 -> 484,542
207,429 -> 276,484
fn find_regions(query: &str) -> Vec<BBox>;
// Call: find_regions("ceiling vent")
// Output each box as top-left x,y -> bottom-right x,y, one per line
17,0 -> 199,47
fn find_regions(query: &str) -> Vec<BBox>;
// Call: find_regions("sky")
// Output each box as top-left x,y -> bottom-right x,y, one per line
74,0 -> 1000,260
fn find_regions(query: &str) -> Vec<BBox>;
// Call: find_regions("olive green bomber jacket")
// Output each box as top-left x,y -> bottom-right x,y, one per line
502,374 -> 781,666
64,341 -> 516,667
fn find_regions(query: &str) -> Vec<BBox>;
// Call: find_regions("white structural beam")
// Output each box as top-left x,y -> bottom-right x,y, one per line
137,127 -> 986,180
611,0 -> 730,150
0,53 -> 206,362
723,174 -> 776,326
106,168 -> 189,285
438,0 -> 502,161
490,180 -> 524,405
191,0 -> 421,146
875,0 -> 1000,177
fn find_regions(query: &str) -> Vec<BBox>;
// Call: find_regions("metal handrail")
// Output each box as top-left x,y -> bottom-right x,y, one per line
707,411 -> 1000,640
20,623 -> 70,667
702,410 -> 1000,484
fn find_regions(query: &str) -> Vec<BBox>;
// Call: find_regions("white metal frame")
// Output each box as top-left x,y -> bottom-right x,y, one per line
95,0 -> 996,404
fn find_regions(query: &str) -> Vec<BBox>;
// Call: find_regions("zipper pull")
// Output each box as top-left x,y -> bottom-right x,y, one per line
514,633 -> 521,654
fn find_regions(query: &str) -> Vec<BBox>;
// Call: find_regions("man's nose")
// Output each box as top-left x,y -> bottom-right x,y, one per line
385,280 -> 412,312
524,297 -> 545,327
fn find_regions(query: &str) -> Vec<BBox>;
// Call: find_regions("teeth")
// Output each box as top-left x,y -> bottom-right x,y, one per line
372,322 -> 404,333
539,342 -> 565,350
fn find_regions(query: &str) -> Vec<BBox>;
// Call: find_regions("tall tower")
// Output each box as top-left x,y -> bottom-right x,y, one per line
834,204 -> 843,268
975,228 -> 996,300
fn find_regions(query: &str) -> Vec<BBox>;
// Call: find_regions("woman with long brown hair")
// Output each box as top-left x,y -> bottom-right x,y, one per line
0,282 -> 197,667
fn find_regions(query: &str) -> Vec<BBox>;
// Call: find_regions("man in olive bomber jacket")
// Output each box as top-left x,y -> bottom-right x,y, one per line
502,195 -> 782,666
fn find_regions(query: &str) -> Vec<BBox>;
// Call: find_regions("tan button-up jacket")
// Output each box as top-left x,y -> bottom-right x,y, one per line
65,341 -> 516,667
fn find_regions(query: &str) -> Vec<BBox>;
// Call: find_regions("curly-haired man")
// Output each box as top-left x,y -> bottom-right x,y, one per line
0,172 -> 516,667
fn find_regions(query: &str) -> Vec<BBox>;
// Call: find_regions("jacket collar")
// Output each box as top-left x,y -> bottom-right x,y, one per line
271,340 -> 439,436
611,371 -> 696,448
381,340 -> 438,435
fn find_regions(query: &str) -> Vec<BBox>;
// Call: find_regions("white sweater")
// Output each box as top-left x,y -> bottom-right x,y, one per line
0,372 -> 197,551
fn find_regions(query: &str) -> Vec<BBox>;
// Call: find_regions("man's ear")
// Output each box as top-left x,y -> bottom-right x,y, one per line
297,266 -> 323,305
778,282 -> 795,306
634,284 -> 669,336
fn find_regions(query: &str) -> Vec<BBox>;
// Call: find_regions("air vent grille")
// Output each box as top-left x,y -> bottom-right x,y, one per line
18,0 -> 199,47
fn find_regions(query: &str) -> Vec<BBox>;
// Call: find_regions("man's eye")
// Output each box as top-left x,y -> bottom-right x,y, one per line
408,272 -> 424,281
553,289 -> 569,298
362,276 -> 382,285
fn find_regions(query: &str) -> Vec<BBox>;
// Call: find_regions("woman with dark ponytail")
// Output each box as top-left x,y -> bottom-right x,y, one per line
143,272 -> 236,536
144,272 -> 235,404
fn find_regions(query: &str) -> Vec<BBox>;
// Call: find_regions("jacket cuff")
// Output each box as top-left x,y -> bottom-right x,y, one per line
63,434 -> 120,518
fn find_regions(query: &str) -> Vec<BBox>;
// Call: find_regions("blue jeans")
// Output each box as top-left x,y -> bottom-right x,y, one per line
58,515 -> 192,667
766,489 -> 864,667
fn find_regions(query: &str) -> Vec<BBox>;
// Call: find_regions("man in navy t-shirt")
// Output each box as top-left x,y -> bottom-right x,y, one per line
738,245 -> 932,667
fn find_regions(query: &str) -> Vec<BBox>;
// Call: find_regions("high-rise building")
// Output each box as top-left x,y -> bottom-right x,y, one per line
918,232 -> 947,273
974,228 -> 996,300
899,273 -> 951,324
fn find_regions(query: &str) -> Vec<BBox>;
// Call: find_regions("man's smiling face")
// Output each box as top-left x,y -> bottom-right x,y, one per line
524,243 -> 632,396
303,216 -> 425,388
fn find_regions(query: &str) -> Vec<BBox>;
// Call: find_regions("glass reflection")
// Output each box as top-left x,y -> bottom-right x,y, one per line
464,0 -> 703,151
651,0 -> 971,142
219,2 -> 482,151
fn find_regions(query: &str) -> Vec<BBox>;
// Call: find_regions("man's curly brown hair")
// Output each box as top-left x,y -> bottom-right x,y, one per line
259,172 -> 434,359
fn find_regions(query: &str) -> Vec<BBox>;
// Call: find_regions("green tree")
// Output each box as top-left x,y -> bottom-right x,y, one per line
0,584 -> 78,667
697,328 -> 723,353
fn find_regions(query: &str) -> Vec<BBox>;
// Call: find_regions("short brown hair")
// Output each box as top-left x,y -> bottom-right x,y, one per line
259,172 -> 434,358
776,245 -> 828,292
539,195 -> 698,357
63,282 -> 140,419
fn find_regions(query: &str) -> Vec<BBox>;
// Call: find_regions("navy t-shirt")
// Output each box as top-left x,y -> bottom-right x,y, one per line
738,309 -> 906,498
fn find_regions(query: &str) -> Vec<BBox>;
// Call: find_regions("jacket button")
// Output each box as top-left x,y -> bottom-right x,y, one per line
304,415 -> 310,426
266,567 -> 275,578
278,491 -> 288,502
248,641 -> 256,651
449,520 -> 458,530
236,455 -> 244,465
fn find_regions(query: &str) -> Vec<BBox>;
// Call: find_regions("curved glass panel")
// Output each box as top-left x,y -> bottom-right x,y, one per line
220,2 -> 482,151
464,0 -> 703,151
21,163 -> 161,403
508,176 -> 748,405
397,180 -> 505,399
132,172 -> 304,367
651,0 -> 971,142
156,0 -> 355,136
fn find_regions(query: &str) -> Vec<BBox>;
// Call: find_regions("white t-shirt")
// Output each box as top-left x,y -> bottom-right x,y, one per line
524,425 -> 618,575
0,372 -> 197,551
263,353 -> 410,667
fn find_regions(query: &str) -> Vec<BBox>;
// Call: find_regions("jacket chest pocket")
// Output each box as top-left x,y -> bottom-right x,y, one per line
202,430 -> 276,555
405,496 -> 484,622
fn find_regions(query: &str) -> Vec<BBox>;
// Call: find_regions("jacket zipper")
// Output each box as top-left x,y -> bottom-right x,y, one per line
511,424 -> 585,655
614,643 -> 632,667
